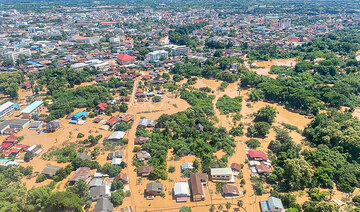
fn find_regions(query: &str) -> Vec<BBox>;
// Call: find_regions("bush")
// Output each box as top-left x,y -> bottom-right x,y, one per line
77,133 -> 85,138
168,165 -> 175,173
229,125 -> 244,136
246,139 -> 261,149
110,190 -> 125,206
254,105 -> 277,124
119,103 -> 128,112
152,96 -> 162,102
216,95 -> 242,114
36,173 -> 47,183
247,122 -> 271,138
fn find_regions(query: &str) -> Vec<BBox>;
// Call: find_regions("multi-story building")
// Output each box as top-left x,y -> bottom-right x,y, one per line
148,50 -> 168,61
0,102 -> 15,119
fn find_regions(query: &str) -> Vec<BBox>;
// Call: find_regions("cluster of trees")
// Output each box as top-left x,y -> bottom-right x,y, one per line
0,165 -> 84,212
171,57 -> 242,83
247,106 -> 276,138
134,90 -> 237,179
0,71 -> 24,99
48,85 -> 112,120
169,22 -> 208,48
216,95 -> 242,114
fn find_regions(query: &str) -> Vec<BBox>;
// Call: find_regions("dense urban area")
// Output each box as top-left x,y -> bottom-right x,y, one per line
0,0 -> 360,211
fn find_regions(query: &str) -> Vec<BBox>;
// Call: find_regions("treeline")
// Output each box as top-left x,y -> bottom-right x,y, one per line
171,57 -> 244,83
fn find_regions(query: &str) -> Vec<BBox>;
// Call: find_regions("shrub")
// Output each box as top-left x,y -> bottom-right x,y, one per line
36,173 -> 47,183
246,139 -> 261,149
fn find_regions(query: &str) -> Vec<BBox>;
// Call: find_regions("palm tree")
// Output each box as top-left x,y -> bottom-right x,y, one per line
225,202 -> 232,210
217,204 -> 223,212
237,200 -> 243,208
210,204 -> 216,212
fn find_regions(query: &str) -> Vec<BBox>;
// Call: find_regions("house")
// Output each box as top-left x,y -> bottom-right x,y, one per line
107,151 -> 123,160
210,168 -> 235,183
117,54 -> 135,65
41,165 -> 62,178
260,196 -> 285,212
0,142 -> 13,150
93,117 -> 103,123
181,162 -> 194,172
69,167 -> 91,185
137,118 -> 157,128
136,151 -> 151,161
70,111 -> 87,124
90,179 -> 106,188
106,117 -> 121,126
29,121 -> 43,130
95,76 -> 106,83
20,100 -> 44,115
231,163 -> 242,173
146,182 -> 163,198
76,152 -> 92,161
114,173 -> 129,184
107,131 -> 125,141
196,123 -> 204,133
190,173 -> 208,202
134,137 -> 148,145
0,101 -> 15,119
111,158 -> 122,166
96,103 -> 108,113
3,134 -> 18,144
248,150 -> 267,161
137,166 -> 154,177
90,185 -> 111,201
256,162 -> 272,175
222,184 -> 240,198
46,121 -> 60,132
94,198 -> 113,212
173,182 -> 190,202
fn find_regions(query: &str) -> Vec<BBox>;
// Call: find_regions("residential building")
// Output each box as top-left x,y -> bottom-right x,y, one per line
171,45 -> 190,57
222,184 -> 240,198
0,102 -> 15,119
46,121 -> 60,132
248,150 -> 268,161
134,137 -> 148,145
90,185 -> 111,201
137,118 -> 157,128
76,152 -> 92,161
94,198 -> 113,212
260,196 -> 285,212
107,131 -> 125,141
69,111 -> 87,124
181,162 -> 194,172
173,182 -> 190,202
41,165 -> 62,178
136,151 -> 151,161
137,166 -> 154,177
69,167 -> 91,185
114,173 -> 129,184
210,168 -> 235,182
189,173 -> 208,202
146,182 -> 163,198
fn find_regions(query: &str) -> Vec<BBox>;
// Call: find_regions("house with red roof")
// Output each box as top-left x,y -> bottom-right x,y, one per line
3,134 -> 18,144
247,150 -> 267,161
0,142 -> 13,150
96,103 -> 108,113
117,54 -> 135,65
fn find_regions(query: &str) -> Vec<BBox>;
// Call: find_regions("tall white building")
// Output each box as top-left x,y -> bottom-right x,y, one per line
0,102 -> 15,119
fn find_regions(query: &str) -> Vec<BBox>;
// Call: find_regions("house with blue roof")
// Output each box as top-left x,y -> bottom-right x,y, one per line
69,111 -> 88,124
260,196 -> 285,212
20,101 -> 44,114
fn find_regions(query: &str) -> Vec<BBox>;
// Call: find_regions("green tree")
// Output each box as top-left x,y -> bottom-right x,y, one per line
44,191 -> 83,212
110,190 -> 125,206
254,105 -> 277,124
283,158 -> 313,190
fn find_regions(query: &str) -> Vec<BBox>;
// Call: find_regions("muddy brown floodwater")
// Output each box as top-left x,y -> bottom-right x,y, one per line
245,58 -> 298,78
